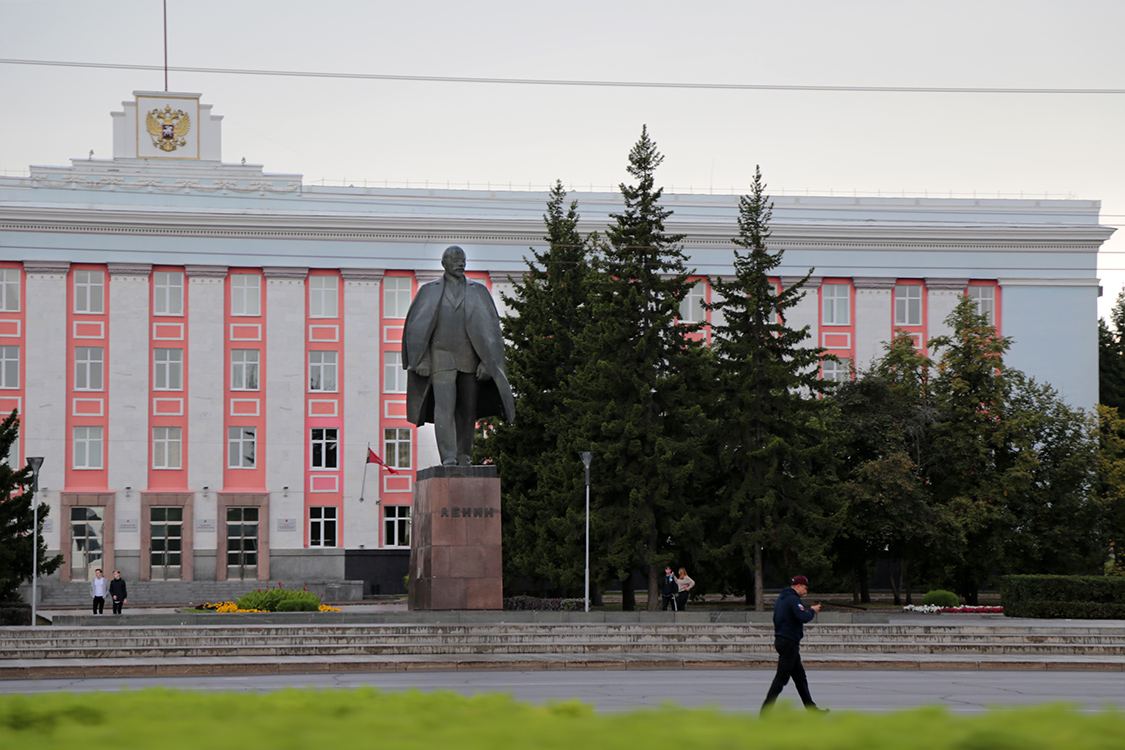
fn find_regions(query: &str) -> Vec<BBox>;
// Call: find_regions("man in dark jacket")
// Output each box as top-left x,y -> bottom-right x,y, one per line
761,575 -> 826,714
108,570 -> 128,615
661,566 -> 678,611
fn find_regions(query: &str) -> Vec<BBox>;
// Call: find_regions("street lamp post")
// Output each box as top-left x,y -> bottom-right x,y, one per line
579,452 -> 592,614
26,457 -> 44,628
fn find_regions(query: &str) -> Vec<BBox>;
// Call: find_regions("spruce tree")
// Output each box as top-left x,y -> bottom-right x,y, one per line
567,127 -> 711,610
0,410 -> 62,602
706,166 -> 835,609
1098,289 -> 1125,412
475,181 -> 595,594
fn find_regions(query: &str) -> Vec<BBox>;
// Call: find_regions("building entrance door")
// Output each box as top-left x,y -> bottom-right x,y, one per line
150,506 -> 183,580
226,506 -> 259,580
70,506 -> 105,581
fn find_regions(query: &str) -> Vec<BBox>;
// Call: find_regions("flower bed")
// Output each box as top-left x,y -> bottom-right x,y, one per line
196,581 -> 341,613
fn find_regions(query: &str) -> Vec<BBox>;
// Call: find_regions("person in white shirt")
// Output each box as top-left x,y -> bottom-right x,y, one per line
89,568 -> 107,614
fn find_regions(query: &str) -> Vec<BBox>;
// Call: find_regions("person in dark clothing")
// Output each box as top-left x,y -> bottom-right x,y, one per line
661,566 -> 679,611
108,570 -> 128,615
761,575 -> 826,714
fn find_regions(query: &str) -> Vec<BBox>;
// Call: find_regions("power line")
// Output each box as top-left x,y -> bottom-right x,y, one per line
2,58 -> 1124,95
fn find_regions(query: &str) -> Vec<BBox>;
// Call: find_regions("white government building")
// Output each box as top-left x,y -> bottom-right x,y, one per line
1,91 -> 1113,603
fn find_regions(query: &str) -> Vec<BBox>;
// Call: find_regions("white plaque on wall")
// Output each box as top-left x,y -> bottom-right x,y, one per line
195,518 -> 216,533
276,518 -> 297,532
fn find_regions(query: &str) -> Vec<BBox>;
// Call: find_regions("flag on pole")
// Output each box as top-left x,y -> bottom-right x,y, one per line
367,447 -> 399,474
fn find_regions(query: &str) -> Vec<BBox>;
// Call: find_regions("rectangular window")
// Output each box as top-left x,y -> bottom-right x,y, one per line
153,426 -> 183,469
74,270 -> 105,314
383,276 -> 412,319
230,350 -> 260,391
821,358 -> 851,383
74,426 -> 104,469
310,427 -> 339,470
679,280 -> 706,323
968,286 -> 995,325
894,285 -> 922,326
384,427 -> 412,470
309,506 -> 338,548
0,346 -> 18,389
309,350 -> 338,392
384,505 -> 411,547
309,275 -> 338,318
228,426 -> 256,469
74,347 -> 104,391
154,271 -> 184,316
231,274 -> 261,316
154,348 -> 183,390
383,351 -> 406,393
0,268 -> 19,312
822,284 -> 850,326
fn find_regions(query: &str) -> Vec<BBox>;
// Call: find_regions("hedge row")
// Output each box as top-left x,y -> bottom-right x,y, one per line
0,604 -> 30,626
1000,575 -> 1125,619
503,596 -> 583,611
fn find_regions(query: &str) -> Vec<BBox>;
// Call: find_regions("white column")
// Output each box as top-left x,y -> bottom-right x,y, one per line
782,275 -> 821,350
264,267 -> 307,550
926,278 -> 969,347
342,268 -> 383,549
106,263 -> 151,562
23,260 -> 69,551
853,277 -> 894,372
106,263 -> 151,492
185,265 -> 226,491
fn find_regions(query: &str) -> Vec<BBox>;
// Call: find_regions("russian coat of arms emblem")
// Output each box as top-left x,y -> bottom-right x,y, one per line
145,106 -> 192,152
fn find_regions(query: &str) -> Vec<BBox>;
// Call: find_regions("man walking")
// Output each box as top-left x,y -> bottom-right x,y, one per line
761,575 -> 826,714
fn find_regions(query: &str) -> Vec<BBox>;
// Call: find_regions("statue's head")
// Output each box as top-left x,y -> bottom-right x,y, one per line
441,245 -> 466,278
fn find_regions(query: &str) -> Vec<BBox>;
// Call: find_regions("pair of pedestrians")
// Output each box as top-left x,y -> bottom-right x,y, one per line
89,569 -> 128,614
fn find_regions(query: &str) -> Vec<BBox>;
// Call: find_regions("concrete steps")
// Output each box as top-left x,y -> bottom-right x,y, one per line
3,622 -> 1124,678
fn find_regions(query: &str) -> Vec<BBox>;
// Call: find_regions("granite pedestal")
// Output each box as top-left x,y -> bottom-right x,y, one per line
408,465 -> 502,610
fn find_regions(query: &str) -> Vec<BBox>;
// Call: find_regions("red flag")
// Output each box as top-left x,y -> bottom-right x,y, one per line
367,448 -> 399,474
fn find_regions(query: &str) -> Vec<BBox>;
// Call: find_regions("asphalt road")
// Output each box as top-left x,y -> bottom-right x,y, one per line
2,669 -> 1122,713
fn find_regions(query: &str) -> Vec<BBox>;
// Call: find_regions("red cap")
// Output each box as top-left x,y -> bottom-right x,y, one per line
791,576 -> 809,587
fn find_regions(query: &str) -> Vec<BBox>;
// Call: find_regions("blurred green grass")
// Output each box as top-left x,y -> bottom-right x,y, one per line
1,688 -> 1122,749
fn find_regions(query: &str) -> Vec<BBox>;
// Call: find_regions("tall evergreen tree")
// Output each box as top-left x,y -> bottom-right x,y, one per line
475,181 -> 595,594
567,126 -> 711,610
706,166 -> 836,610
0,410 -> 62,602
1098,289 -> 1125,412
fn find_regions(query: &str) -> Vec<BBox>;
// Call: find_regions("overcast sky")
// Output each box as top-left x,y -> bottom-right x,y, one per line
2,0 -> 1123,316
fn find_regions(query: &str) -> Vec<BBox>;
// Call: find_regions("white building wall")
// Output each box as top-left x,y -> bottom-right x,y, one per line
925,279 -> 969,345
783,276 -> 821,349
853,278 -> 894,371
342,268 -> 383,549
1003,282 -> 1099,408
106,264 -> 150,568
264,268 -> 307,550
22,261 -> 69,551
106,264 -> 150,491
186,267 -> 226,490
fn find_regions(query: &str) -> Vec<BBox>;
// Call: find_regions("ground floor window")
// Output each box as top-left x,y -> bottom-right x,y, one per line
309,506 -> 338,547
226,506 -> 259,580
384,505 -> 410,547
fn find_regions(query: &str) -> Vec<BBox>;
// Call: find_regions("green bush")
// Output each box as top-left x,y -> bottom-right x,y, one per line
503,596 -> 582,611
1000,575 -> 1125,618
275,597 -> 319,612
922,590 -> 959,608
236,585 -> 321,612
